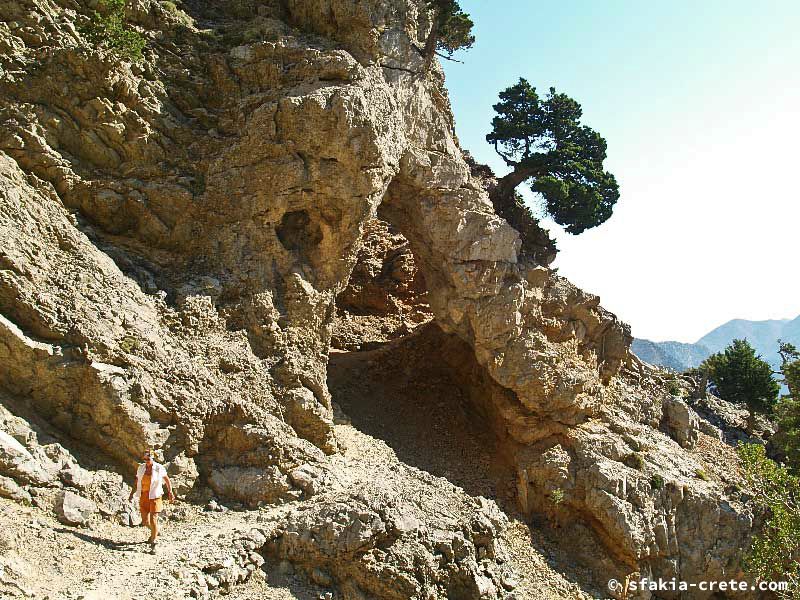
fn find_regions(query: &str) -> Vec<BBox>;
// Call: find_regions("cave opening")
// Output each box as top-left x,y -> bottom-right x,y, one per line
326,214 -> 515,503
275,209 -> 323,258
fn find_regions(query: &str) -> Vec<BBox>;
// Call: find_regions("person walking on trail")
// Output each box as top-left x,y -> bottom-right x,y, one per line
128,449 -> 175,552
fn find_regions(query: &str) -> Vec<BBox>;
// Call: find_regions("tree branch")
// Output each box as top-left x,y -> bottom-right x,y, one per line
494,163 -> 542,202
493,141 -> 518,167
434,50 -> 464,63
379,63 -> 419,75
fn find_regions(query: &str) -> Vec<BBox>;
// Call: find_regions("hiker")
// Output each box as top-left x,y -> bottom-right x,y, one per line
128,449 -> 175,551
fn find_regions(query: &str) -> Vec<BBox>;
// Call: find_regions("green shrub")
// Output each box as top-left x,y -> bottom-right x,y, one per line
700,339 -> 780,414
119,335 -> 140,354
695,468 -> 709,481
775,342 -> 800,472
624,452 -> 645,470
81,0 -> 146,62
776,397 -> 800,472
738,443 -> 800,598
650,474 -> 665,490
550,488 -> 565,505
666,375 -> 682,397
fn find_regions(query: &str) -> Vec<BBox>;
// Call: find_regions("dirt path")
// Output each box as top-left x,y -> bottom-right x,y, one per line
2,416 -> 592,600
0,497 -> 336,600
2,499 -> 241,599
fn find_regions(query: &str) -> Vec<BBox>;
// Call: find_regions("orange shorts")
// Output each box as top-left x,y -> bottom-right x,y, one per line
139,496 -> 163,516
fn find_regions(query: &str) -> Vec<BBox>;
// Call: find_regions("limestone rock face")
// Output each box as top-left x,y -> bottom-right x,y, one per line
0,0 -> 754,596
337,219 -> 428,318
332,218 -> 432,350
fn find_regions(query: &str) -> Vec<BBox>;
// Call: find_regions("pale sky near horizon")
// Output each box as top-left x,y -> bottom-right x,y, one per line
443,0 -> 800,343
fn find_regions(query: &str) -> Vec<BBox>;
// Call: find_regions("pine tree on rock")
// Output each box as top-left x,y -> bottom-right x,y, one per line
700,338 -> 780,413
486,78 -> 620,236
422,0 -> 475,68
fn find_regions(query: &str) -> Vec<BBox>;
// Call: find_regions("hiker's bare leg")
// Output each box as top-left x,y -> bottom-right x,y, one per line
141,511 -> 150,529
148,512 -> 158,543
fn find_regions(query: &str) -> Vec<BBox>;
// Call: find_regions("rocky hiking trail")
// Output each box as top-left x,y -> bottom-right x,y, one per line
1,493 -> 348,600
2,331 -> 594,600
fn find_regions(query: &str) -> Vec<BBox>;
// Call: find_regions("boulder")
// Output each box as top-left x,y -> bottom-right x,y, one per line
166,453 -> 199,496
0,474 -> 31,504
117,504 -> 143,527
59,466 -> 94,490
288,463 -> 329,497
208,466 -> 296,507
56,490 -> 98,527
662,396 -> 700,448
0,430 -> 31,468
0,430 -> 58,486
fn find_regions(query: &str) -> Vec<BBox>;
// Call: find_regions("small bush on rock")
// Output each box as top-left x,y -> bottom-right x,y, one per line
775,342 -> 800,472
81,0 -> 146,62
738,443 -> 800,598
624,452 -> 645,470
119,335 -> 140,354
665,373 -> 683,397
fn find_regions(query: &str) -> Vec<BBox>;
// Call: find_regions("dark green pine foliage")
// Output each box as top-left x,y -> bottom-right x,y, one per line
486,78 -> 619,234
423,1 -> 475,66
700,338 -> 780,413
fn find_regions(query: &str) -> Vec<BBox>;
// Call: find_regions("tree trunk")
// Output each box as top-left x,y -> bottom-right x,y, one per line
487,164 -> 557,266
491,165 -> 538,204
422,17 -> 438,71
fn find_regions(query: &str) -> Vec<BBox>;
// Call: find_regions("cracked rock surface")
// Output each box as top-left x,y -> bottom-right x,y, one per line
0,0 -> 756,597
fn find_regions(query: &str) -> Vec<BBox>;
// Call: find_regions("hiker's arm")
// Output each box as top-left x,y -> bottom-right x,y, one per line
128,476 -> 138,502
164,474 -> 175,501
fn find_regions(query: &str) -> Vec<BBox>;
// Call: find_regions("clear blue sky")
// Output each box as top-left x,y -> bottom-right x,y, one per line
443,0 -> 800,342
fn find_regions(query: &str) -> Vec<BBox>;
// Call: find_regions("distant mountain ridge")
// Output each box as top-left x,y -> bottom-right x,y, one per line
633,314 -> 800,373
630,339 -> 711,372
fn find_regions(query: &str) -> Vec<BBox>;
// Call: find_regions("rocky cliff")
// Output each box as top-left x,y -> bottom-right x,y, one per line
0,0 -> 756,598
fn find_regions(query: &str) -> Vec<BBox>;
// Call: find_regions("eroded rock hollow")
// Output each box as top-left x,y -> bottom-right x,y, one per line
0,0 -> 754,597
